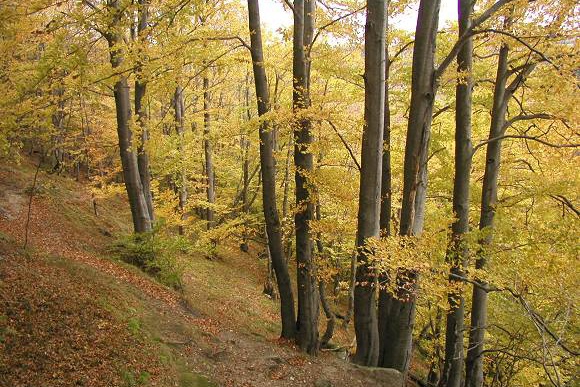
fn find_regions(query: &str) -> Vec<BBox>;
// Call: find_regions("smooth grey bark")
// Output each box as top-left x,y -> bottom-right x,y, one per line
242,73 -> 252,215
105,0 -> 151,234
352,0 -> 386,367
246,0 -> 297,340
134,0 -> 154,222
314,197 -> 336,347
378,7 -> 393,368
465,42 -> 509,387
293,0 -> 319,355
240,73 -> 252,251
173,85 -> 188,235
439,2 -> 474,386
380,0 -> 441,377
319,280 -> 335,347
203,76 -> 215,228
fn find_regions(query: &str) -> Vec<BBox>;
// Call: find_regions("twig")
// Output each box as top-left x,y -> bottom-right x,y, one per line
24,155 -> 44,250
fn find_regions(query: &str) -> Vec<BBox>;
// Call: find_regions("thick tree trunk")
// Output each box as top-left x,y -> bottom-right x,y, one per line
293,0 -> 319,355
465,42 -> 509,387
203,76 -> 215,228
380,0 -> 441,377
134,0 -> 154,223
352,0 -> 386,367
439,2 -> 474,387
246,0 -> 297,340
105,0 -> 151,234
378,12 -> 393,367
174,85 -> 188,235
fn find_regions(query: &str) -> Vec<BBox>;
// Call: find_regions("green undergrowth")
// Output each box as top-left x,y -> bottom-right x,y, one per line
109,230 -> 191,290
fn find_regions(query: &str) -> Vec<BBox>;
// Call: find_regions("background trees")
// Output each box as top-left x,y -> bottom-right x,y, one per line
0,0 -> 577,385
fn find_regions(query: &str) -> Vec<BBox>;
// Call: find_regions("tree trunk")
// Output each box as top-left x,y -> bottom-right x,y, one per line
439,2 -> 474,386
134,0 -> 154,223
293,0 -> 319,355
380,0 -> 441,377
465,42 -> 509,387
105,0 -> 151,234
240,73 -> 252,251
352,0 -> 386,367
203,76 -> 215,228
378,7 -> 393,367
314,201 -> 336,347
247,0 -> 297,339
174,85 -> 188,235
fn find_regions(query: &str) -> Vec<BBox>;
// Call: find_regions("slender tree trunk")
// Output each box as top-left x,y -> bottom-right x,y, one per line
247,0 -> 297,339
292,0 -> 319,355
380,0 -> 441,377
319,280 -> 335,347
282,139 -> 293,259
352,0 -> 386,367
105,0 -> 151,234
240,73 -> 252,251
439,2 -> 474,386
465,42 -> 509,387
174,85 -> 188,235
315,199 -> 336,347
203,76 -> 215,228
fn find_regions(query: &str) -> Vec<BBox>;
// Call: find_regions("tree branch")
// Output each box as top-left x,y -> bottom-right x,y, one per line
326,120 -> 361,171
502,113 -> 554,132
435,0 -> 517,80
549,195 -> 580,216
309,6 -> 366,53
473,134 -> 580,154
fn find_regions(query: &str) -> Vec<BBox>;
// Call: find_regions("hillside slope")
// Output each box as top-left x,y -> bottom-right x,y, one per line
0,159 -> 402,387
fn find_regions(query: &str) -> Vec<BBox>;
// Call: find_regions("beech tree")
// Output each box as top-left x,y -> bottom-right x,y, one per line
1,1 -> 577,385
134,0 -> 155,223
352,0 -> 386,367
292,0 -> 319,354
439,1 -> 474,386
102,0 -> 152,233
246,0 -> 297,340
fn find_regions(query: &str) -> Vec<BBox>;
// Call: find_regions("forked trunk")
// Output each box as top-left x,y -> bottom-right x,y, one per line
105,0 -> 151,234
134,0 -> 154,222
380,0 -> 441,377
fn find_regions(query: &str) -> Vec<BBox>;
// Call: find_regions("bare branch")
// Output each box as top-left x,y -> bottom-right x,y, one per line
389,40 -> 414,65
326,120 -> 361,171
309,6 -> 366,52
477,28 -> 555,67
473,134 -> 580,154
549,195 -> 580,216
435,0 -> 517,80
502,113 -> 554,132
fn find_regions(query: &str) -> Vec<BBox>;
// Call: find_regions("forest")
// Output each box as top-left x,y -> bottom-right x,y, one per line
0,0 -> 578,386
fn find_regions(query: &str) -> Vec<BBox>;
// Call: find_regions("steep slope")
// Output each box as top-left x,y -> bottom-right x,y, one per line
0,159 -> 402,387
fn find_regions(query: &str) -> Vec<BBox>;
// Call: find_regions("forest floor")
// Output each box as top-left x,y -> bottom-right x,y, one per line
0,158 -> 403,387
